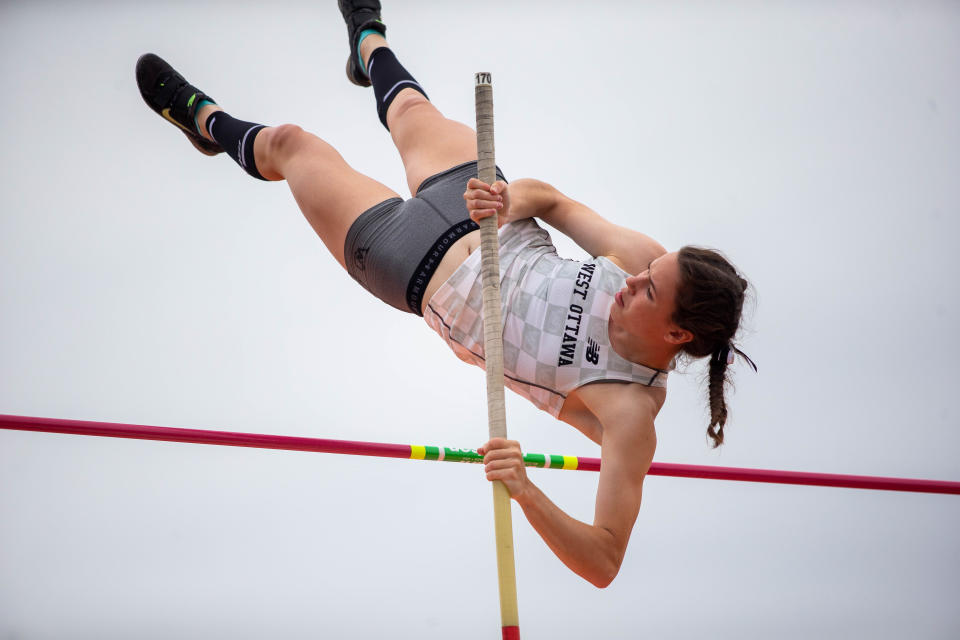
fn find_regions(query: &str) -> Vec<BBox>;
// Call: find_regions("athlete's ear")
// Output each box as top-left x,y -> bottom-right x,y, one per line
665,326 -> 693,346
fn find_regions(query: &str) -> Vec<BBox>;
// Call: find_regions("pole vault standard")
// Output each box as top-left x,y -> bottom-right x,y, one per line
2,414 -> 959,495
474,72 -> 521,640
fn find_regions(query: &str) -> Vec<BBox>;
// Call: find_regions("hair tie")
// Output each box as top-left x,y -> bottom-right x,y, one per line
716,343 -> 758,372
716,345 -> 733,366
730,344 -> 758,372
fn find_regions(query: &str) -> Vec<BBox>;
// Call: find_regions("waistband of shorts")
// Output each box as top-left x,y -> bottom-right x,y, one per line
405,218 -> 480,314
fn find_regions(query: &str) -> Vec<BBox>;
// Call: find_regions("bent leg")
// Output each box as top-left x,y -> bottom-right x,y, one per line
252,124 -> 399,268
359,36 -> 479,195
388,91 -> 479,195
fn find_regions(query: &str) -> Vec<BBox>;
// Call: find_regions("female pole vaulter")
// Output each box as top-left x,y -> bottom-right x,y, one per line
134,0 -> 755,587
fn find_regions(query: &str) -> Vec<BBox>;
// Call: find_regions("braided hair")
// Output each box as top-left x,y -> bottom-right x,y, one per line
672,247 -> 756,447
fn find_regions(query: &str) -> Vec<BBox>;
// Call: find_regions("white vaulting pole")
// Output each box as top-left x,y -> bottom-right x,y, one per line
474,72 -> 520,640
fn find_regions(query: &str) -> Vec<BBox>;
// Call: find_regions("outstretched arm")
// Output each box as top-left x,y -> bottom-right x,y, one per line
479,403 -> 657,587
465,178 -> 666,274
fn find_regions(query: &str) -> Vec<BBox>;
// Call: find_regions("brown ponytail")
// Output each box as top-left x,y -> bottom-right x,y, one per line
672,247 -> 755,448
707,350 -> 731,447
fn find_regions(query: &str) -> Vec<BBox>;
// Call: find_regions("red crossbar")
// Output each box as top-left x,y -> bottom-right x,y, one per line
1,414 -> 958,495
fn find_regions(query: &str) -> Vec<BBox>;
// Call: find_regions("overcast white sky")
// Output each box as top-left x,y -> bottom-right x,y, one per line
2,1 -> 959,638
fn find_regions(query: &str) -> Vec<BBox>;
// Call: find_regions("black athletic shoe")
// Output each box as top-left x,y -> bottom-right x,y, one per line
338,0 -> 387,87
135,53 -> 222,156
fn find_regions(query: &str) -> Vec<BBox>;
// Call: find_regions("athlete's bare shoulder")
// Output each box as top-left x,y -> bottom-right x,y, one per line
559,381 -> 665,444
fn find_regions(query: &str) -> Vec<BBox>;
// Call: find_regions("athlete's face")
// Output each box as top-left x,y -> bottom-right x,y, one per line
610,252 -> 691,353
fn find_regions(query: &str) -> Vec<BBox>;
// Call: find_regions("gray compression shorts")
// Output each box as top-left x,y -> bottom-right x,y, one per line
344,160 -> 506,316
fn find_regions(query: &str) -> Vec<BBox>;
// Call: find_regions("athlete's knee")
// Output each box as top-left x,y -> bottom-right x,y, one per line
256,124 -> 336,180
385,90 -> 433,128
261,123 -> 310,158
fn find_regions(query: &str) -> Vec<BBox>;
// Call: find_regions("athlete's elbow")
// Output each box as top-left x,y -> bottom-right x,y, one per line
588,528 -> 625,588
585,547 -> 623,588
587,559 -> 621,589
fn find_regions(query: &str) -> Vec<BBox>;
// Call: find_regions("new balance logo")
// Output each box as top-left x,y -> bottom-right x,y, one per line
585,337 -> 600,365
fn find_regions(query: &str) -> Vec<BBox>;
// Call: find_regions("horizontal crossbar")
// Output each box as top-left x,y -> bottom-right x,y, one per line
2,414 -> 958,495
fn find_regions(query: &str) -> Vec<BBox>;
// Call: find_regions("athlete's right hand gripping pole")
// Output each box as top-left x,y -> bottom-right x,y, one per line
475,72 -> 520,640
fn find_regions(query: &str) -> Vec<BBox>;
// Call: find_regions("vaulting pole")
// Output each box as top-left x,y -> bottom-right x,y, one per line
474,71 -> 520,640
3,414 -> 960,495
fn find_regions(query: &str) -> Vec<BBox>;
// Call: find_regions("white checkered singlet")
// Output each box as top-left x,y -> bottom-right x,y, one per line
424,219 -> 670,417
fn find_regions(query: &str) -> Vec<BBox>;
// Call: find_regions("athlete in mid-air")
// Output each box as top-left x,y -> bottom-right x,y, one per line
135,1 -> 755,587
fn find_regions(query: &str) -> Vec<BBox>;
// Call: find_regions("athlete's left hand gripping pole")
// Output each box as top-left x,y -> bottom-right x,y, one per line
475,72 -> 520,640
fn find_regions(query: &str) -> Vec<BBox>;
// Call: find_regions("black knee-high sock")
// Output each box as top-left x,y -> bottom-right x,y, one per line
205,111 -> 268,180
367,48 -> 429,130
